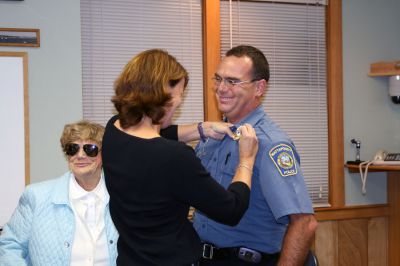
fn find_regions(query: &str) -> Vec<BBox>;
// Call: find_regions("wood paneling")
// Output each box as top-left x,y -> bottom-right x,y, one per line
315,221 -> 338,266
368,217 -> 388,266
338,219 -> 368,266
388,172 -> 400,266
314,217 -> 388,266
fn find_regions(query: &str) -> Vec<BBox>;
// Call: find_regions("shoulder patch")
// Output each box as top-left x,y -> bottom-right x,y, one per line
269,144 -> 297,177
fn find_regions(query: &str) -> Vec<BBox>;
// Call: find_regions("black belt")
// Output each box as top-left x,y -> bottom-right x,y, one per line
201,243 -> 280,264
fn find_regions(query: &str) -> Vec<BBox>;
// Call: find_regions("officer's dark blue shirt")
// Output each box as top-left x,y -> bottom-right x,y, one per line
193,106 -> 314,253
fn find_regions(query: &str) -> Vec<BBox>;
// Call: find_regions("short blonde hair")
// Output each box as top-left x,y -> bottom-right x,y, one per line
60,120 -> 105,152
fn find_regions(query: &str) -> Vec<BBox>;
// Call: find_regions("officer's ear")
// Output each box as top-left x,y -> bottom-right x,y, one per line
255,79 -> 267,97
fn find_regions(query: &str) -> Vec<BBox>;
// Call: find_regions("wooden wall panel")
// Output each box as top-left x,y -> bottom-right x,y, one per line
387,172 -> 400,266
314,216 -> 388,266
368,217 -> 388,266
338,219 -> 368,266
315,221 -> 338,266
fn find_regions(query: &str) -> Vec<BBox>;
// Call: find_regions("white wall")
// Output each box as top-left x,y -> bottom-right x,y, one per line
0,0 -> 82,183
343,0 -> 400,204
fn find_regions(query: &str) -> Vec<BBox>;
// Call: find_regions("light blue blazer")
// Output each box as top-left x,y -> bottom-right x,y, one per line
0,172 -> 118,266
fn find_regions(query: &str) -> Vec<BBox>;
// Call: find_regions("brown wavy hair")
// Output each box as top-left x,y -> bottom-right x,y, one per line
112,49 -> 189,128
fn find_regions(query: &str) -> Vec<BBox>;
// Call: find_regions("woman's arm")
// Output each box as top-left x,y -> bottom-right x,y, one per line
177,122 -> 235,143
171,124 -> 259,225
0,189 -> 34,265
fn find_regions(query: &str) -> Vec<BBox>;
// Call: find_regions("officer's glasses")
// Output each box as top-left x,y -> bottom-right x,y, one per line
212,75 -> 258,89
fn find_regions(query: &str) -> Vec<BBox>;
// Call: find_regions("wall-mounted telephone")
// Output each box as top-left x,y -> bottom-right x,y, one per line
372,150 -> 400,164
358,150 -> 400,195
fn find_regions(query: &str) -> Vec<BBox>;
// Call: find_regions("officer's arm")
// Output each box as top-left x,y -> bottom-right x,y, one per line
278,213 -> 318,266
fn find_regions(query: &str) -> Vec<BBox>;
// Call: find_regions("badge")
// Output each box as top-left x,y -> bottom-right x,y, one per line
229,125 -> 242,141
269,144 -> 297,177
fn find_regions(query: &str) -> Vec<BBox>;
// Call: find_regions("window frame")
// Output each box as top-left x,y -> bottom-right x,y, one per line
202,0 -> 344,208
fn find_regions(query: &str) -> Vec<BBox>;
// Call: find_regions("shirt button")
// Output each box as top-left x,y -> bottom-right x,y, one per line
64,241 -> 70,248
109,240 -> 114,244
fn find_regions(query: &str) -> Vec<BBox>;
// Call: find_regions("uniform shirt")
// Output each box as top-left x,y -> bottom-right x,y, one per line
193,106 -> 314,253
69,174 -> 110,266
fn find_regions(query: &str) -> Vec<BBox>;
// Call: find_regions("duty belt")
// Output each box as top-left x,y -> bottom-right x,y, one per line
201,243 -> 280,264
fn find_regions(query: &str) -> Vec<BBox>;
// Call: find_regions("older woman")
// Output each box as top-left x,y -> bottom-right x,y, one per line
102,49 -> 259,266
0,121 -> 118,266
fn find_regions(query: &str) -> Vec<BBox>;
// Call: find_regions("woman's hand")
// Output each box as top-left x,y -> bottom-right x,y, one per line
201,122 -> 235,140
237,124 -> 259,164
231,124 -> 258,189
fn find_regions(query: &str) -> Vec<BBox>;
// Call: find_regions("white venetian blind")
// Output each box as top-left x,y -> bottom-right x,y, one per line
80,0 -> 203,126
221,0 -> 329,206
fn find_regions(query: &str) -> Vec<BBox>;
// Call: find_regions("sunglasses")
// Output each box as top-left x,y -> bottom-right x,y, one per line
64,143 -> 100,157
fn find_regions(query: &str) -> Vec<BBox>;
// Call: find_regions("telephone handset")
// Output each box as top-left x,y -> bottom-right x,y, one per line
373,150 -> 400,165
359,150 -> 400,195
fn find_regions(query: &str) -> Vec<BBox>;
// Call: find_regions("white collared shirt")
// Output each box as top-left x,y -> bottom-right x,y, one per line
69,173 -> 110,266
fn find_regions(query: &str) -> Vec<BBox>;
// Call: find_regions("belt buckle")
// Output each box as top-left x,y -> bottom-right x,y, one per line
202,243 -> 214,259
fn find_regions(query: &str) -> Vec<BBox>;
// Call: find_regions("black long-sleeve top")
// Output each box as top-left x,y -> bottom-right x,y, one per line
102,115 -> 250,266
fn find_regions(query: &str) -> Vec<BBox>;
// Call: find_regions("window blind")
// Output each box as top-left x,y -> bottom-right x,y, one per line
80,0 -> 203,126
220,1 -> 329,206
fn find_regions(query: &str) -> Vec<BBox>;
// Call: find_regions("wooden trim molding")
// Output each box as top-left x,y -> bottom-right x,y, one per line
202,0 -> 222,121
315,204 -> 389,221
23,53 -> 30,185
346,164 -> 400,173
369,60 -> 400,76
0,52 -> 30,185
327,0 -> 344,207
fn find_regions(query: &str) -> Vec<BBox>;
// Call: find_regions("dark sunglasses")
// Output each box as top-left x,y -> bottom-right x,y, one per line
64,143 -> 100,157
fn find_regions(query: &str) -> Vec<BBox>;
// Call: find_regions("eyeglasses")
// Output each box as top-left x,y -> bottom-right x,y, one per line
64,143 -> 100,157
212,76 -> 258,89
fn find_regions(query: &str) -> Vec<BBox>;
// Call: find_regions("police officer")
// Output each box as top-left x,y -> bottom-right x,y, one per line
194,45 -> 318,266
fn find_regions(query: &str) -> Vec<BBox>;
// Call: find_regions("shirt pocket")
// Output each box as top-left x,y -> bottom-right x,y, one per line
219,152 -> 239,188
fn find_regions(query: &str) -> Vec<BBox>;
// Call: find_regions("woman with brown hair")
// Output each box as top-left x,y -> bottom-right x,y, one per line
102,49 -> 258,266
